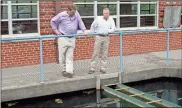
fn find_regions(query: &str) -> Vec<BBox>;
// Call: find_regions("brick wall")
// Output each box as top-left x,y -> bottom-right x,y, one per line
2,31 -> 182,68
109,31 -> 182,56
1,1 -> 182,68
39,1 -> 73,35
39,1 -> 55,35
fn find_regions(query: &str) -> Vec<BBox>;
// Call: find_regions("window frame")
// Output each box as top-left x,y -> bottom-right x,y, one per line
74,2 -> 95,30
181,6 -> 182,26
74,0 -> 159,30
1,1 -> 40,38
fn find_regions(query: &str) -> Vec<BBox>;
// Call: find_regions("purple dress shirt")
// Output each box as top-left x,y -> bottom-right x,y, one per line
50,11 -> 86,35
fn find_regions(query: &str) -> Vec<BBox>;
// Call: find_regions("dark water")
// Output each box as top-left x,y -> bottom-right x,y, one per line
2,89 -> 96,108
2,77 -> 182,108
125,77 -> 182,106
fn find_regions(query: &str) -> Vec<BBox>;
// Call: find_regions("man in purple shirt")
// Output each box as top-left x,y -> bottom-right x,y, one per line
50,4 -> 87,78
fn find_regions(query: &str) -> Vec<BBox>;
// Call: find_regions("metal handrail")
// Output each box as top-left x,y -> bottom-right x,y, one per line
1,27 -> 181,83
1,28 -> 181,42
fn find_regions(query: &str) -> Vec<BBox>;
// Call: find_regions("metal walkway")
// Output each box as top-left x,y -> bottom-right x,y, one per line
102,84 -> 181,108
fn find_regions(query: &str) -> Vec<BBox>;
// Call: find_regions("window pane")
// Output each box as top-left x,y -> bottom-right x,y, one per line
140,4 -> 156,14
1,6 -> 8,19
12,5 -> 37,18
1,1 -> 7,4
97,0 -> 115,1
76,4 -> 94,16
74,0 -> 93,2
141,0 -> 156,2
82,18 -> 94,29
1,21 -> 9,35
140,16 -> 155,27
12,20 -> 38,34
120,4 -> 137,15
98,4 -> 116,16
181,7 -> 182,24
12,1 -> 37,3
113,18 -> 117,28
120,17 -> 137,28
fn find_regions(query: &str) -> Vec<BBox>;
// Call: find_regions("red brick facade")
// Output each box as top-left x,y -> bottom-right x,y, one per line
39,1 -> 55,35
1,1 -> 182,68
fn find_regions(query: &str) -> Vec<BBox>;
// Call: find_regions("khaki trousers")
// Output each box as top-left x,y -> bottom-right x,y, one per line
90,36 -> 109,71
58,37 -> 75,74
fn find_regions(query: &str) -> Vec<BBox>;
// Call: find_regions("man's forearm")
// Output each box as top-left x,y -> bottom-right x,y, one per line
53,29 -> 61,35
50,20 -> 61,35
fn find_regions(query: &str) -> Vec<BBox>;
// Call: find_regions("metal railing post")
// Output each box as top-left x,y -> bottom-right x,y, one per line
119,31 -> 123,84
119,31 -> 123,73
39,38 -> 44,83
166,29 -> 170,66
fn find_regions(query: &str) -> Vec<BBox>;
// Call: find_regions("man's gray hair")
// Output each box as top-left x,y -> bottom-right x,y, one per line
103,8 -> 110,11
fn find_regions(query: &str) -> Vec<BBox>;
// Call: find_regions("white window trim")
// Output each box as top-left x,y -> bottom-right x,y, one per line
1,1 -> 40,39
2,33 -> 40,38
75,1 -> 158,30
37,1 -> 40,37
97,2 -> 117,4
11,3 -> 38,5
1,19 -> 8,21
140,2 -> 157,4
94,0 -> 97,19
12,18 -> 38,21
120,2 -> 138,4
156,1 -> 159,28
120,15 -> 138,17
8,1 -> 13,35
140,14 -> 157,16
117,26 -> 158,31
74,2 -> 94,5
1,4 -> 8,6
81,16 -> 95,18
137,1 -> 141,28
181,6 -> 182,26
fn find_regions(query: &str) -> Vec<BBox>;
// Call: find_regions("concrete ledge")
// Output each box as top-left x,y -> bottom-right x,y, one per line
2,68 -> 182,102
121,68 -> 182,83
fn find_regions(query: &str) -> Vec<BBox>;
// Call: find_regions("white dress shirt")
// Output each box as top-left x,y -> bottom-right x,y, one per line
90,16 -> 116,34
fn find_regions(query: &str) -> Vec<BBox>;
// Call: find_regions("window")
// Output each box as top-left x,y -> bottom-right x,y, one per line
120,3 -> 138,28
1,1 -> 39,36
140,2 -> 156,27
74,1 -> 94,29
97,3 -> 117,16
181,7 -> 182,25
1,2 -> 8,35
74,0 -> 157,30
120,1 -> 157,29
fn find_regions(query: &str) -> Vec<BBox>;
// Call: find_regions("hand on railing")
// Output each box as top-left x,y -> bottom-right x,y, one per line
54,32 -> 62,46
104,31 -> 109,36
83,30 -> 89,35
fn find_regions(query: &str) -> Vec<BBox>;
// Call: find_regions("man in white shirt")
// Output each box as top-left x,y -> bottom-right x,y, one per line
89,8 -> 116,74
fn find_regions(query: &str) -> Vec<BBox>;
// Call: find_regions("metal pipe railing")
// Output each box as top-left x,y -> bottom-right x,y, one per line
119,32 -> 123,73
1,27 -> 181,83
1,28 -> 181,42
166,29 -> 170,66
39,38 -> 44,83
